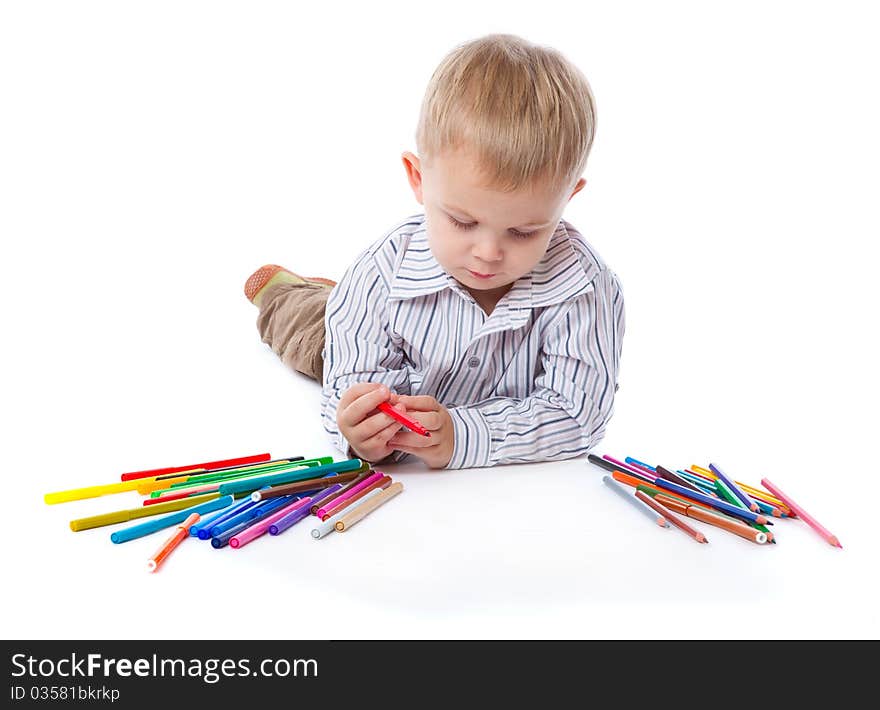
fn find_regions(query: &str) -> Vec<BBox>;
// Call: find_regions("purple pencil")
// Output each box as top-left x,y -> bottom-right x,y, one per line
269,485 -> 341,535
709,463 -> 758,512
601,454 -> 658,482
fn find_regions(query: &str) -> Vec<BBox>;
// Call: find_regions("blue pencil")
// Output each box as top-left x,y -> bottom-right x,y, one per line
709,463 -> 758,512
209,495 -> 293,538
652,477 -> 771,525
603,476 -> 670,528
624,456 -> 657,472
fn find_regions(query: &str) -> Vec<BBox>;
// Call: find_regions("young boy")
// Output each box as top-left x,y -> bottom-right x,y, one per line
244,33 -> 625,470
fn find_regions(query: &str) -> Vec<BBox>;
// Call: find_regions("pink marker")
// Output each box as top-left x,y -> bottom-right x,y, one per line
315,471 -> 384,519
229,497 -> 311,549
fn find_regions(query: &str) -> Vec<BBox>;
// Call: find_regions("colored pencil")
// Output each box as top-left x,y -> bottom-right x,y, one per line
335,481 -> 404,532
110,496 -> 233,544
713,479 -> 775,543
652,477 -> 771,525
69,492 -> 223,532
602,476 -> 669,528
709,463 -> 758,512
655,494 -> 768,544
378,402 -> 430,437
587,453 -> 626,474
120,453 -> 272,481
147,513 -> 200,572
209,497 -> 295,549
602,454 -> 658,481
655,465 -> 704,494
250,471 -> 363,501
690,465 -> 791,515
634,490 -> 707,543
760,478 -> 842,548
624,456 -> 656,471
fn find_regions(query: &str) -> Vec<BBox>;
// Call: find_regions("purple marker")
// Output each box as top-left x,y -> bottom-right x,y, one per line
270,484 -> 342,535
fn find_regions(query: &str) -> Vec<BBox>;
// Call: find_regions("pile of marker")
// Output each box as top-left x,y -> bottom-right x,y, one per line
44,452 -> 404,572
589,453 -> 841,548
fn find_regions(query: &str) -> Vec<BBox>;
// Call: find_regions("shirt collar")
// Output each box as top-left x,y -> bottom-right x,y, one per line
388,216 -> 597,310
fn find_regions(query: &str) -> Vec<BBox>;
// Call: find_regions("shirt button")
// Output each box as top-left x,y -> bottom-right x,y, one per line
467,357 -> 481,368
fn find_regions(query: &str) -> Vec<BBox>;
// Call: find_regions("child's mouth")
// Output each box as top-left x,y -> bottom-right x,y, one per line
468,269 -> 496,279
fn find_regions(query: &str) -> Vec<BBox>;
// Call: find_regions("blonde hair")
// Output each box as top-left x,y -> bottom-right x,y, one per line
416,33 -> 596,193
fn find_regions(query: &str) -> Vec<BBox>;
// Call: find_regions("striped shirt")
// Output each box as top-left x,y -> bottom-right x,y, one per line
320,213 -> 625,469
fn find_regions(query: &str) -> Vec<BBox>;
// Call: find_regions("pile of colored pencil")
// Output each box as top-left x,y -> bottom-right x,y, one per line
589,453 -> 842,548
44,452 -> 404,572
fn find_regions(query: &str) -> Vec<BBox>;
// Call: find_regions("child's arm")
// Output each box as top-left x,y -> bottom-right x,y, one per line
397,268 -> 625,469
320,252 -> 412,464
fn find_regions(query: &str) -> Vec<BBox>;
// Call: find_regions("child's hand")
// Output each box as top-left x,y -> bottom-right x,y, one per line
387,394 -> 454,469
337,383 -> 407,464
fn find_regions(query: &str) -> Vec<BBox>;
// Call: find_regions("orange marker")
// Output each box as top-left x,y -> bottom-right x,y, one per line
147,513 -> 200,572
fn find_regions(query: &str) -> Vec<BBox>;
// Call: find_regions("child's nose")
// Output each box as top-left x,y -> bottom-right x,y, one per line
472,235 -> 503,263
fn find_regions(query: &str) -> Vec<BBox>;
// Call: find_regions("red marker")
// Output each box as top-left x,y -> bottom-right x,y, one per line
378,402 -> 431,437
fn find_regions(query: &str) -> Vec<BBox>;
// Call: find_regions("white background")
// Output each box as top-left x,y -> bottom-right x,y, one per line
1,1 -> 878,640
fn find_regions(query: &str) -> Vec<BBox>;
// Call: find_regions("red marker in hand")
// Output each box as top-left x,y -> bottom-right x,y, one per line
378,401 -> 431,437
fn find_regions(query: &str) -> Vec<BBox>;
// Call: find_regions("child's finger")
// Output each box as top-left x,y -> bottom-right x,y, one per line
339,385 -> 392,427
389,430 -> 432,449
339,381 -> 385,408
395,394 -> 440,411
351,411 -> 402,442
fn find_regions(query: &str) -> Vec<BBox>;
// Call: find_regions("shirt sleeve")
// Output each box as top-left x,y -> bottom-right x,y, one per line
320,252 -> 413,463
445,268 -> 625,469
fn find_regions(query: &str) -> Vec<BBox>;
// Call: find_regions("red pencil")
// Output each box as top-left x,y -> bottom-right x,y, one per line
378,402 -> 430,437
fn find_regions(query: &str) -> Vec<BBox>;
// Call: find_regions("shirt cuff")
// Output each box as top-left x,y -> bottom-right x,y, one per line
447,406 -> 492,469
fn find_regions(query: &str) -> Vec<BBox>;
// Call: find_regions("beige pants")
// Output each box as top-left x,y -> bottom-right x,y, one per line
256,282 -> 331,382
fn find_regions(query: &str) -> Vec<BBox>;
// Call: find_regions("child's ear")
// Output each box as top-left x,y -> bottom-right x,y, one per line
568,177 -> 587,201
401,151 -> 424,204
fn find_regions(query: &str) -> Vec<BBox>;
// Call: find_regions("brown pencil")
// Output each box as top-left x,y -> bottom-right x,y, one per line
310,470 -> 372,514
321,475 -> 392,520
251,470 -> 363,501
635,490 -> 707,543
655,494 -> 768,544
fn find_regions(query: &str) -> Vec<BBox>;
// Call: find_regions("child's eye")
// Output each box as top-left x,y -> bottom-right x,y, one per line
448,215 -> 535,239
509,228 -> 536,239
448,215 -> 477,231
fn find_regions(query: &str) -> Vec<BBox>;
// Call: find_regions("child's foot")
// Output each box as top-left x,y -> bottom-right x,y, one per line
244,265 -> 336,307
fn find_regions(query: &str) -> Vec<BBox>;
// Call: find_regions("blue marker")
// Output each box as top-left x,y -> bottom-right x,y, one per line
110,496 -> 233,544
625,456 -> 657,472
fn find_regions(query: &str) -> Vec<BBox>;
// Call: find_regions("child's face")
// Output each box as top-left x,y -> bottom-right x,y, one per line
402,149 -> 585,306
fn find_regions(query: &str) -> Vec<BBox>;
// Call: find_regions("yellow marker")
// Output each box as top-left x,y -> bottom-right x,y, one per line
69,492 -> 221,532
44,468 -> 207,505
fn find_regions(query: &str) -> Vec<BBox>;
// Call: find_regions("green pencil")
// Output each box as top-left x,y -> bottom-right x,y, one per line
713,479 -> 776,543
69,492 -> 222,532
